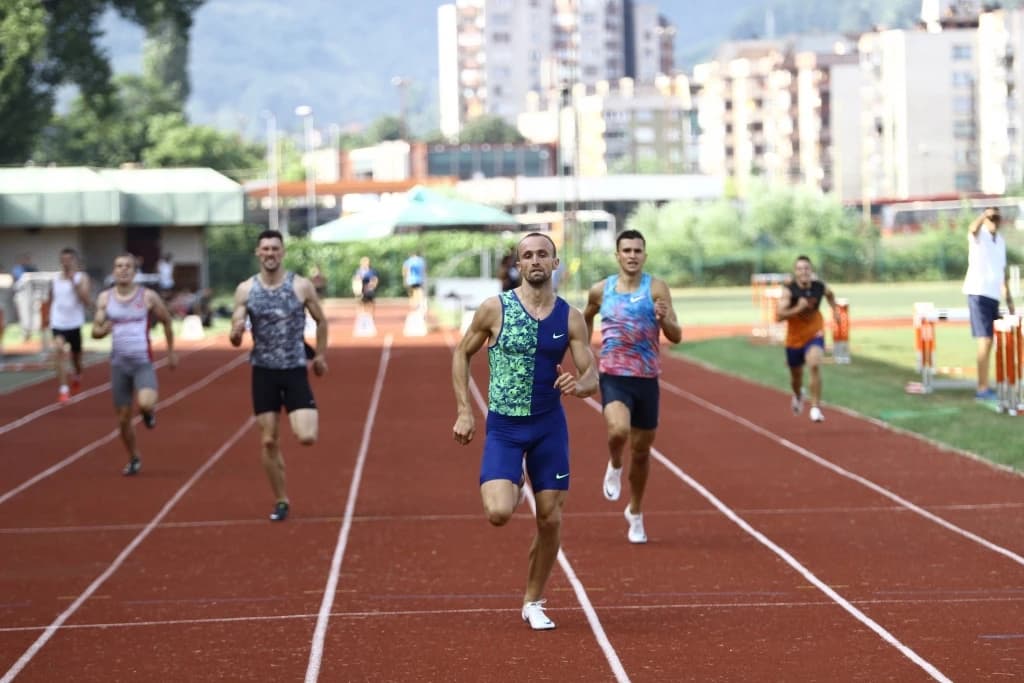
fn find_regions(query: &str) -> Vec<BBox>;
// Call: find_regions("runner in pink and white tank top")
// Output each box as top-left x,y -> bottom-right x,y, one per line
106,286 -> 152,366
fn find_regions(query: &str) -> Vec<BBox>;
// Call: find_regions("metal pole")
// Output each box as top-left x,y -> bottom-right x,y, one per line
263,112 -> 279,233
295,105 -> 316,233
392,76 -> 409,139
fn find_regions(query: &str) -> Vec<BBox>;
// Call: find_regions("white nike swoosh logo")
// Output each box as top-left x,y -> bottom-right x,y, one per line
630,296 -> 644,303
555,473 -> 569,479
553,333 -> 565,339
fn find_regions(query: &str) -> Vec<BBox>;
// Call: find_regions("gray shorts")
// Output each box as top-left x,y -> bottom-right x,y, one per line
111,361 -> 158,407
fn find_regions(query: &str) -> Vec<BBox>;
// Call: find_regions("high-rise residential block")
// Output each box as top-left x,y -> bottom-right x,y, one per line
438,0 -> 675,140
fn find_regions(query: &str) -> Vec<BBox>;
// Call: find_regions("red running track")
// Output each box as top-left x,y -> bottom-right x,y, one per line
1,301 -> 1022,681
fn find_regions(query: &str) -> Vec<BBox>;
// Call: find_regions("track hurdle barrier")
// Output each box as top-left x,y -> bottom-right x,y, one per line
831,298 -> 851,364
750,273 -> 788,342
994,315 -> 1022,415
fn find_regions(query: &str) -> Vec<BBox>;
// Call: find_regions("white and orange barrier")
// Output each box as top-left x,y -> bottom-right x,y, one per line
751,273 -> 787,342
912,302 -> 968,393
994,315 -> 1023,415
831,298 -> 851,364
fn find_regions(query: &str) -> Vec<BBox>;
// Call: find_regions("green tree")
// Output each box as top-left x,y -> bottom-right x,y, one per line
459,115 -> 525,144
0,0 -> 204,164
34,73 -> 179,165
143,113 -> 263,180
0,0 -> 51,161
365,115 -> 405,143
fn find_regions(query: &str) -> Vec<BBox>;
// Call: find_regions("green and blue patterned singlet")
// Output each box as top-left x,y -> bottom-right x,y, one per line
488,290 -> 571,416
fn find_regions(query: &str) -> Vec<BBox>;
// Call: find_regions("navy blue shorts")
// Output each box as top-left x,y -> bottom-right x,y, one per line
967,294 -> 1000,338
599,374 -> 660,430
785,335 -> 825,368
481,409 -> 569,492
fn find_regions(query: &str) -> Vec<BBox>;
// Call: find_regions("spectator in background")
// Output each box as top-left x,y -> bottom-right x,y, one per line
354,256 -> 379,321
12,252 -> 39,341
309,263 -> 328,299
157,253 -> 175,296
498,248 -> 521,292
402,250 -> 427,310
963,207 -> 1015,400
132,255 -> 146,284
12,252 -> 37,283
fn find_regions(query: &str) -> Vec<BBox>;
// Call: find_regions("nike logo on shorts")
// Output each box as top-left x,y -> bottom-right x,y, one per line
555,472 -> 569,480
553,333 -> 565,339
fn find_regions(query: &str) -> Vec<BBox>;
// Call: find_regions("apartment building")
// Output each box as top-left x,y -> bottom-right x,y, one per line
795,49 -> 861,200
438,0 -> 675,139
518,75 -> 695,177
859,24 -> 979,199
692,41 -> 788,195
977,8 -> 1024,195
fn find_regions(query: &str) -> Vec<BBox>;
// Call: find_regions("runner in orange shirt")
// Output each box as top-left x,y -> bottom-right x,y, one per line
775,255 -> 839,423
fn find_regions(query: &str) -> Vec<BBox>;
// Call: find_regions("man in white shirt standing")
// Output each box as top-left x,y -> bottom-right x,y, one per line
47,248 -> 91,403
157,253 -> 175,296
963,207 -> 1015,400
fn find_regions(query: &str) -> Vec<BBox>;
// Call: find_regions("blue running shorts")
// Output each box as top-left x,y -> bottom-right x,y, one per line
481,408 -> 569,492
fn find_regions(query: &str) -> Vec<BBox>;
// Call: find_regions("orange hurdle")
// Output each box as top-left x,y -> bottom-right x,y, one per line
994,316 -> 1021,415
831,298 -> 850,364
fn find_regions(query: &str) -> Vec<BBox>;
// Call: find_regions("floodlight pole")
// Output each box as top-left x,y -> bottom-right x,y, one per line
295,105 -> 316,233
262,111 -> 280,233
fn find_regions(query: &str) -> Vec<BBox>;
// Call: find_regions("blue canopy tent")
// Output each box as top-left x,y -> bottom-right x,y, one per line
310,185 -> 519,242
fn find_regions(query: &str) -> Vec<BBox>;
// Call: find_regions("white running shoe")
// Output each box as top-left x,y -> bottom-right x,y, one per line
602,462 -> 622,501
809,406 -> 825,423
624,506 -> 647,544
791,391 -> 804,415
521,600 -> 555,630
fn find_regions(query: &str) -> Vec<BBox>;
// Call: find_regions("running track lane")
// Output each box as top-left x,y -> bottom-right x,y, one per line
590,353 -> 1024,680
0,348 -> 249,508
309,339 -> 626,681
0,342 -> 387,680
2,316 -> 1022,679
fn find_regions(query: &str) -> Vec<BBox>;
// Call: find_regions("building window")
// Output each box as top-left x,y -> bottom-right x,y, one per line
955,172 -> 977,190
953,120 -> 975,138
952,44 -> 972,60
952,72 -> 973,87
953,95 -> 972,114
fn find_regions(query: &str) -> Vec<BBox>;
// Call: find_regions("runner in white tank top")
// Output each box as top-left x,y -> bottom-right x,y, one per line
47,248 -> 91,402
92,254 -> 178,476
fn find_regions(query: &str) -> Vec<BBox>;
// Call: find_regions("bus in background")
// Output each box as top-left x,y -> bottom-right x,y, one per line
850,194 -> 1024,235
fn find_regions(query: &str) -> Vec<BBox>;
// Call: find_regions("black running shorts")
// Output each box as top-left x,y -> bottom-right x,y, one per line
599,373 -> 660,430
52,327 -> 82,353
251,366 -> 317,415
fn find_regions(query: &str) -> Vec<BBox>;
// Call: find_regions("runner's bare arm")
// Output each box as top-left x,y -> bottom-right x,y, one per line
228,279 -> 251,347
582,280 -> 604,346
452,297 -> 499,445
296,275 -> 328,376
91,291 -> 111,338
147,289 -> 177,369
556,307 -> 598,398
651,278 -> 681,344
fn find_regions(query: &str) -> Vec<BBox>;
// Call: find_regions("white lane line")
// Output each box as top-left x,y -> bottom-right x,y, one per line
304,335 -> 392,683
6,500 -> 1022,536
4,594 -> 1022,635
660,379 -> 1024,568
0,416 -> 253,683
582,396 -> 952,683
0,353 -> 248,507
451,332 -> 630,683
0,339 -> 219,437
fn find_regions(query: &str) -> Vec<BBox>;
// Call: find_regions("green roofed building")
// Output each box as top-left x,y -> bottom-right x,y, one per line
0,167 -> 244,290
